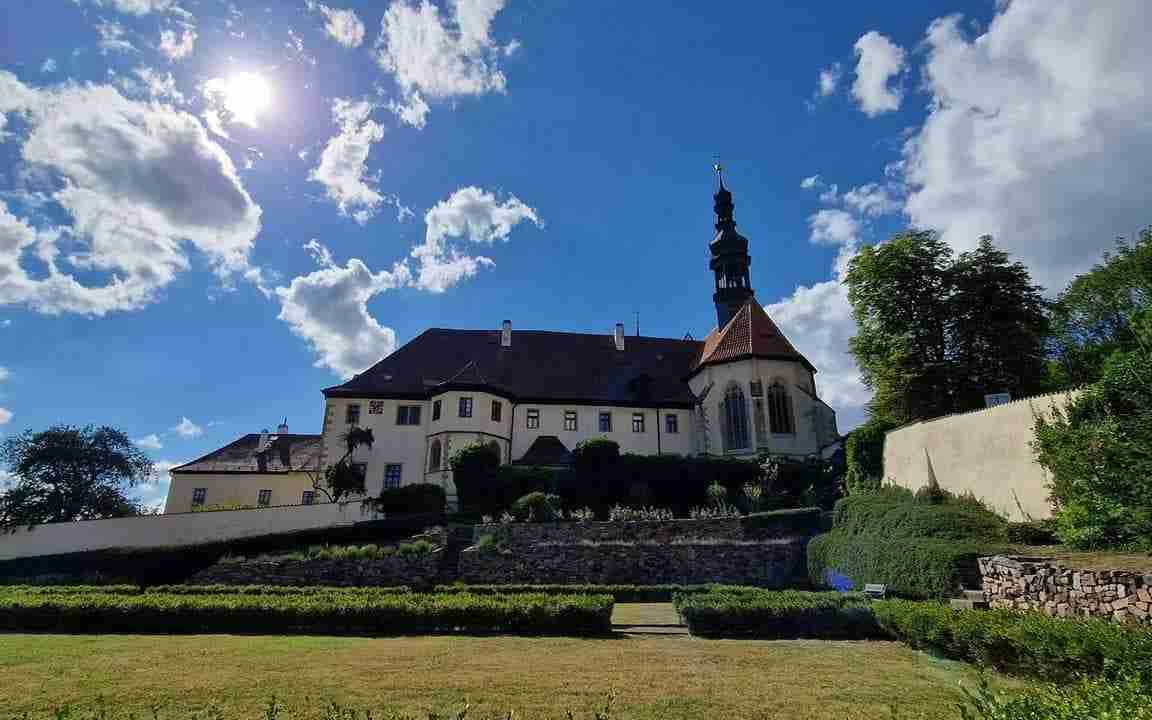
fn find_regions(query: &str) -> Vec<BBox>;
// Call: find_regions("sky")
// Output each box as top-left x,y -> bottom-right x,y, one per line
1,0 -> 1150,509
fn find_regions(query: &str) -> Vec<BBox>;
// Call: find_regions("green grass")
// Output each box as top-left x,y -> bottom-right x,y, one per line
0,634 -> 1029,719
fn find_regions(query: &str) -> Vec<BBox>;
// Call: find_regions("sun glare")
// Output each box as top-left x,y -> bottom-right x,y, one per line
207,72 -> 273,128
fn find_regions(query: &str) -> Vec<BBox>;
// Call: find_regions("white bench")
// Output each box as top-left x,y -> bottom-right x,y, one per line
863,583 -> 887,599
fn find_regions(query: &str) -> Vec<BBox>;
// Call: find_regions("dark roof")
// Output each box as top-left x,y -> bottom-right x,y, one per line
324,329 -> 704,408
693,298 -> 815,374
514,436 -> 573,466
171,433 -> 322,474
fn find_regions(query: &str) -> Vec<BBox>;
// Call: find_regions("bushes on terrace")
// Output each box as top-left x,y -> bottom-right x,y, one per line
510,492 -> 562,522
960,675 -> 1152,720
372,484 -> 446,515
674,589 -> 880,639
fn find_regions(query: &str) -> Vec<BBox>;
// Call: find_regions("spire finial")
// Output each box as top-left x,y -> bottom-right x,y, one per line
713,158 -> 726,191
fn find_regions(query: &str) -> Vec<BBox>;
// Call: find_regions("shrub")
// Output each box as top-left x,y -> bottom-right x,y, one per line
448,443 -> 502,513
0,584 -> 413,597
959,674 -> 1152,720
1034,350 -> 1152,550
831,490 -> 1006,542
434,583 -> 739,603
373,484 -> 446,515
873,599 -> 1152,682
1006,519 -> 1060,546
0,589 -> 614,636
739,507 -> 824,538
674,589 -> 880,639
510,492 -> 562,522
844,417 -> 898,494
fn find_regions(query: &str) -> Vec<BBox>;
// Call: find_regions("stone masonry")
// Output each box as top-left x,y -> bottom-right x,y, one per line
188,552 -> 441,589
979,555 -> 1152,625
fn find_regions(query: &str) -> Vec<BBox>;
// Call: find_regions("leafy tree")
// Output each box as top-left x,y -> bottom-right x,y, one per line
1048,229 -> 1152,386
844,416 -> 899,493
0,425 -> 153,529
449,442 -> 502,512
305,427 -> 374,502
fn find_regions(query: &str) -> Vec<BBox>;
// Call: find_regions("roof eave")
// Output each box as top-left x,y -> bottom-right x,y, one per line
687,352 -> 817,380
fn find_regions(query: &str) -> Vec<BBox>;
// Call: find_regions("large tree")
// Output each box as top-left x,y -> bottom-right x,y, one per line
846,231 -> 1049,423
1048,228 -> 1152,386
0,425 -> 153,529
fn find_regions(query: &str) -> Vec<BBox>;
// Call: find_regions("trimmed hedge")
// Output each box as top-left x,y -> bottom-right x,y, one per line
674,589 -> 880,639
960,675 -> 1152,720
873,599 -> 1152,682
0,590 -> 613,636
0,584 -> 414,597
433,584 -> 753,603
831,491 -> 1008,542
372,484 -> 446,514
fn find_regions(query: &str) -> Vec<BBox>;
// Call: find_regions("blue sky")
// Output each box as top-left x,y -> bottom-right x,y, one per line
1,0 -> 1149,507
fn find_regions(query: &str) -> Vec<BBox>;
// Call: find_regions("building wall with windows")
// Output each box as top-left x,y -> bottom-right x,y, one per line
687,357 -> 836,459
164,471 -> 318,514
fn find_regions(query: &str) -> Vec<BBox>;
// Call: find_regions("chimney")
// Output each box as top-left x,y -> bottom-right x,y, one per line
257,428 -> 270,453
500,319 -> 512,347
277,417 -> 289,434
614,323 -> 625,351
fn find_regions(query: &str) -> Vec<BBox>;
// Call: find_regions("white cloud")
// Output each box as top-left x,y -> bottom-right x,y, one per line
276,240 -> 412,378
135,433 -> 164,449
0,73 -> 262,316
0,408 -> 11,425
80,0 -> 177,14
818,63 -> 842,96
96,20 -> 136,54
808,209 -> 860,247
312,3 -> 366,48
132,66 -> 185,103
0,366 -> 8,382
900,0 -> 1152,291
159,27 -> 196,61
135,458 -> 181,511
841,183 -> 900,217
171,416 -> 202,438
41,59 -> 57,73
412,186 -> 539,292
374,0 -> 515,128
800,175 -> 822,190
309,99 -> 399,222
852,31 -> 906,116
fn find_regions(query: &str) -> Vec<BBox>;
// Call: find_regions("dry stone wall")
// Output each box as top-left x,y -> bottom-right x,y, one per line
980,555 -> 1152,624
188,552 -> 440,589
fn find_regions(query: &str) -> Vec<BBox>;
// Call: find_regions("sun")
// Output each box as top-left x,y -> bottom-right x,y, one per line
207,72 -> 273,128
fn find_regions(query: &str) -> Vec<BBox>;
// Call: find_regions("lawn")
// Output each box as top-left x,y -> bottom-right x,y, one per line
0,634 -> 1027,719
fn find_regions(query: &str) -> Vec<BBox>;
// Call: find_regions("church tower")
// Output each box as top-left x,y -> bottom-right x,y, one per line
709,165 -> 754,328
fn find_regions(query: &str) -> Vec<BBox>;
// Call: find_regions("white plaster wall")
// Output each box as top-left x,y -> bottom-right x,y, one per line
883,391 -> 1077,520
509,403 -> 694,458
688,358 -> 830,458
0,502 -> 381,561
164,471 -> 317,514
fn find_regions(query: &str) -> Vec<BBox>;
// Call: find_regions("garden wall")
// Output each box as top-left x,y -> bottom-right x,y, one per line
188,552 -> 442,589
884,391 -> 1077,520
980,555 -> 1152,624
458,539 -> 807,586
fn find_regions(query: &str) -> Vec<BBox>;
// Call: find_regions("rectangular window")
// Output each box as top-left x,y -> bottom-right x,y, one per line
458,396 -> 473,418
432,399 -> 441,421
191,488 -> 207,507
750,381 -> 764,398
396,405 -> 422,425
368,400 -> 385,415
599,411 -> 612,433
563,410 -> 578,431
526,408 -> 540,429
301,491 -> 315,505
351,462 -> 367,483
491,400 -> 502,422
345,403 -> 361,426
665,413 -> 679,434
383,463 -> 403,489
632,413 -> 645,433
257,489 -> 272,507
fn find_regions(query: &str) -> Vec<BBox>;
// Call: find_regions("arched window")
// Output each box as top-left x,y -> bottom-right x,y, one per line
767,382 -> 795,435
428,439 -> 442,472
721,383 -> 750,451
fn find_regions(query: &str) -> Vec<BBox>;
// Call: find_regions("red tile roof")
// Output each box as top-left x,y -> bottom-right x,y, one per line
693,299 -> 814,374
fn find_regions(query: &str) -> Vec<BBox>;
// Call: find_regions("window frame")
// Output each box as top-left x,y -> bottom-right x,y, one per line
767,382 -> 796,435
351,462 -> 368,484
432,399 -> 441,421
191,487 -> 207,507
257,489 -> 272,507
383,463 -> 403,490
301,490 -> 316,506
563,410 -> 578,432
458,396 -> 473,418
665,413 -> 679,434
598,411 -> 612,433
526,408 -> 540,429
428,439 -> 442,472
345,403 -> 361,426
632,412 -> 645,433
491,400 -> 502,422
396,405 -> 422,426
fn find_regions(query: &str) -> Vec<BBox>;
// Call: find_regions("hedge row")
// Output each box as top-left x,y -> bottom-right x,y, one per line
807,533 -> 998,599
0,591 -> 613,636
433,584 -> 759,602
831,491 -> 1007,542
873,599 -> 1152,682
0,584 -> 414,597
673,589 -> 882,639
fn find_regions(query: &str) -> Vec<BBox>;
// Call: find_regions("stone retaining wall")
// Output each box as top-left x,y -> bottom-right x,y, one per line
980,555 -> 1152,624
458,539 -> 807,586
187,552 -> 441,589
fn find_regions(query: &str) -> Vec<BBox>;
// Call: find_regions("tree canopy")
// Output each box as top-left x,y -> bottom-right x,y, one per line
0,425 -> 153,529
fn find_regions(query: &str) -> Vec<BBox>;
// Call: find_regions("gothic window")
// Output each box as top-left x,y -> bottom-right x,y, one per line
721,383 -> 750,451
767,382 -> 795,435
428,439 -> 442,471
